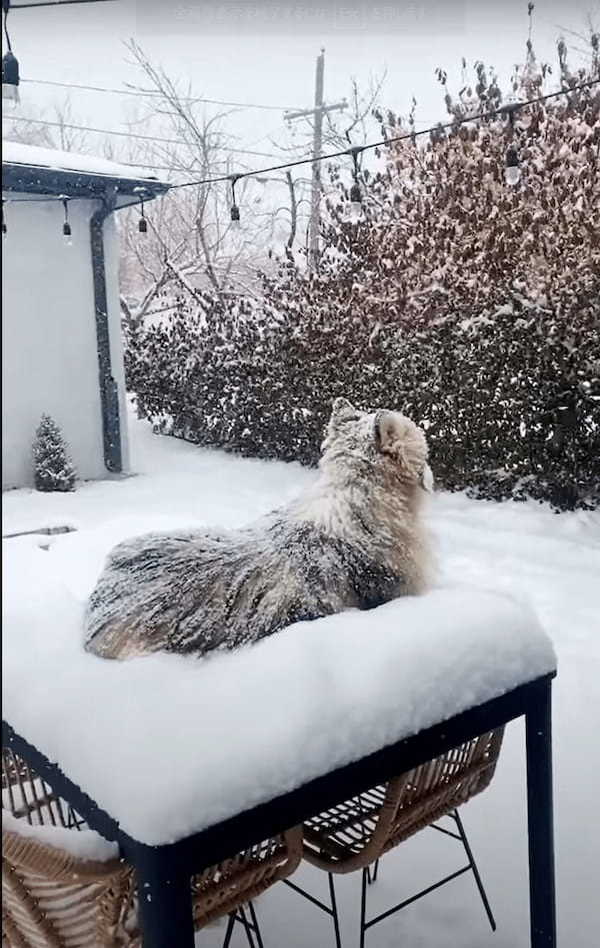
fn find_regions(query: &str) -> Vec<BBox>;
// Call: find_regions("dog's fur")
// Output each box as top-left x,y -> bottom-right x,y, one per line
84,399 -> 433,660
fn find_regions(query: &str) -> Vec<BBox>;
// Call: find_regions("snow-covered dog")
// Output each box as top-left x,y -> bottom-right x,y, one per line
84,399 -> 433,660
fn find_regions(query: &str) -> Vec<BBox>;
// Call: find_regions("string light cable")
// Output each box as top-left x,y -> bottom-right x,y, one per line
167,78 -> 600,195
2,78 -> 598,231
7,2 -> 116,9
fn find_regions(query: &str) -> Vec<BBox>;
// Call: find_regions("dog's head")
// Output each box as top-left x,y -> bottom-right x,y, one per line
322,397 -> 433,492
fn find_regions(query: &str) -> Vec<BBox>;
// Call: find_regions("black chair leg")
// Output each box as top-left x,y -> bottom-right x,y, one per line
222,914 -> 237,948
327,872 -> 343,948
239,905 -> 257,948
453,809 -> 497,932
359,867 -> 368,948
247,901 -> 265,948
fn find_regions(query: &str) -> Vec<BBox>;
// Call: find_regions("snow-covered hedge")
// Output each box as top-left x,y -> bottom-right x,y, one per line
126,49 -> 600,511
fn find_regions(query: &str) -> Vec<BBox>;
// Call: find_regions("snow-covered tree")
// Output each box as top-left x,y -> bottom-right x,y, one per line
32,415 -> 77,493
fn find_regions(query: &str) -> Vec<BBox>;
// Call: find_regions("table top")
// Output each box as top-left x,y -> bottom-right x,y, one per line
2,526 -> 556,846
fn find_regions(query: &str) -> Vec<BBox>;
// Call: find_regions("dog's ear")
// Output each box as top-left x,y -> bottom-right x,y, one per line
331,397 -> 356,419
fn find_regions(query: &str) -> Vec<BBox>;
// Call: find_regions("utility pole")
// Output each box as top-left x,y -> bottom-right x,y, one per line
284,49 -> 347,269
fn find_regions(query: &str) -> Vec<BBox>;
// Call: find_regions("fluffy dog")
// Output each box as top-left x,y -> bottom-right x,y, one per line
84,399 -> 433,660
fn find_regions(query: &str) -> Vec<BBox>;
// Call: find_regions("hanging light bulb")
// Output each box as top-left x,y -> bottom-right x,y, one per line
346,146 -> 364,223
2,51 -> 19,106
2,3 -> 20,107
138,199 -> 147,233
503,103 -> 521,187
132,187 -> 149,234
62,198 -> 72,246
229,175 -> 241,229
505,145 -> 521,187
348,182 -> 363,222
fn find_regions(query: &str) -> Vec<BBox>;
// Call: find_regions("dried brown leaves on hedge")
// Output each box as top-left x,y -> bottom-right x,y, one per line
127,49 -> 600,511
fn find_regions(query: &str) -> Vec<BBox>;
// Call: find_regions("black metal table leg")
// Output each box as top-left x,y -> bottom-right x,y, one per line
525,677 -> 557,948
133,850 -> 195,948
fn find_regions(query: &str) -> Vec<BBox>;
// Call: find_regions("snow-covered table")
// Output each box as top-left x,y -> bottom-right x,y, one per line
2,532 -> 558,948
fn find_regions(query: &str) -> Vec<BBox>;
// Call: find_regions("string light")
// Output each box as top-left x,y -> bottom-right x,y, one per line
504,104 -> 522,187
138,200 -> 147,233
346,146 -> 364,223
131,186 -> 150,233
229,175 -> 241,228
0,79 -> 597,243
2,1 -> 20,107
505,145 -> 521,186
168,80 -> 598,197
62,198 -> 72,245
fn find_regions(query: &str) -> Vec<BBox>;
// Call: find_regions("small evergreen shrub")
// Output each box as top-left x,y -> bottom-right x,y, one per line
32,415 -> 77,492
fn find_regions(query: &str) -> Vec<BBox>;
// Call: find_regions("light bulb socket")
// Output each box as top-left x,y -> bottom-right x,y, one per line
505,145 -> 519,169
349,183 -> 362,205
138,217 -> 147,233
2,50 -> 19,89
230,204 -> 240,224
62,222 -> 72,237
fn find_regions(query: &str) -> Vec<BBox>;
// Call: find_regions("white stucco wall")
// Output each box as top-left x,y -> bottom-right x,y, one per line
2,192 -> 130,489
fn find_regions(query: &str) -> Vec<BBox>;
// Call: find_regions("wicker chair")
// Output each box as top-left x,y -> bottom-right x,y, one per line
286,728 -> 505,947
2,747 -> 303,948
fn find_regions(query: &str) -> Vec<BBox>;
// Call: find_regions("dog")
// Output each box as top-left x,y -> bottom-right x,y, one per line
84,399 -> 433,659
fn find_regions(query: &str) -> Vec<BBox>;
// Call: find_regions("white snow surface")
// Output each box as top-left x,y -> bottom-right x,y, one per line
2,810 -> 119,863
2,139 -> 164,184
2,409 -> 599,947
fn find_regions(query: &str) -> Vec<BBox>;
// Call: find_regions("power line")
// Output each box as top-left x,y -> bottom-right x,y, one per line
3,114 -> 304,161
169,79 -> 600,191
20,77 -> 305,113
20,77 -> 437,125
9,1 -> 116,8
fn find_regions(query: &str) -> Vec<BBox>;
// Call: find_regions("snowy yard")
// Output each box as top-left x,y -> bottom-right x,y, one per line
3,412 -> 599,948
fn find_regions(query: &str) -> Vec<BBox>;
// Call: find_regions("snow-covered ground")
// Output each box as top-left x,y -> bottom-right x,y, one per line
3,413 -> 600,948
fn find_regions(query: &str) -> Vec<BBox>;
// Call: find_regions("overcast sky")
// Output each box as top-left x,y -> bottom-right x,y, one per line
3,0 -> 598,170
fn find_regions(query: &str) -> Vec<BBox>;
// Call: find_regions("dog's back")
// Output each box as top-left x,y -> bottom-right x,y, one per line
84,519 -> 364,659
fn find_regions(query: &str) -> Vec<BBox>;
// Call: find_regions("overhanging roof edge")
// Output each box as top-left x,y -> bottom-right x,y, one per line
1,162 -> 171,199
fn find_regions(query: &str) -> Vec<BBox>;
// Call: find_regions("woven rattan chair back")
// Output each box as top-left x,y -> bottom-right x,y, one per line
302,728 -> 505,874
2,747 -> 303,947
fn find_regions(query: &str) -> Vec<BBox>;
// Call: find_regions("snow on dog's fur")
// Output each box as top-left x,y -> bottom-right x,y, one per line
84,399 -> 433,660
